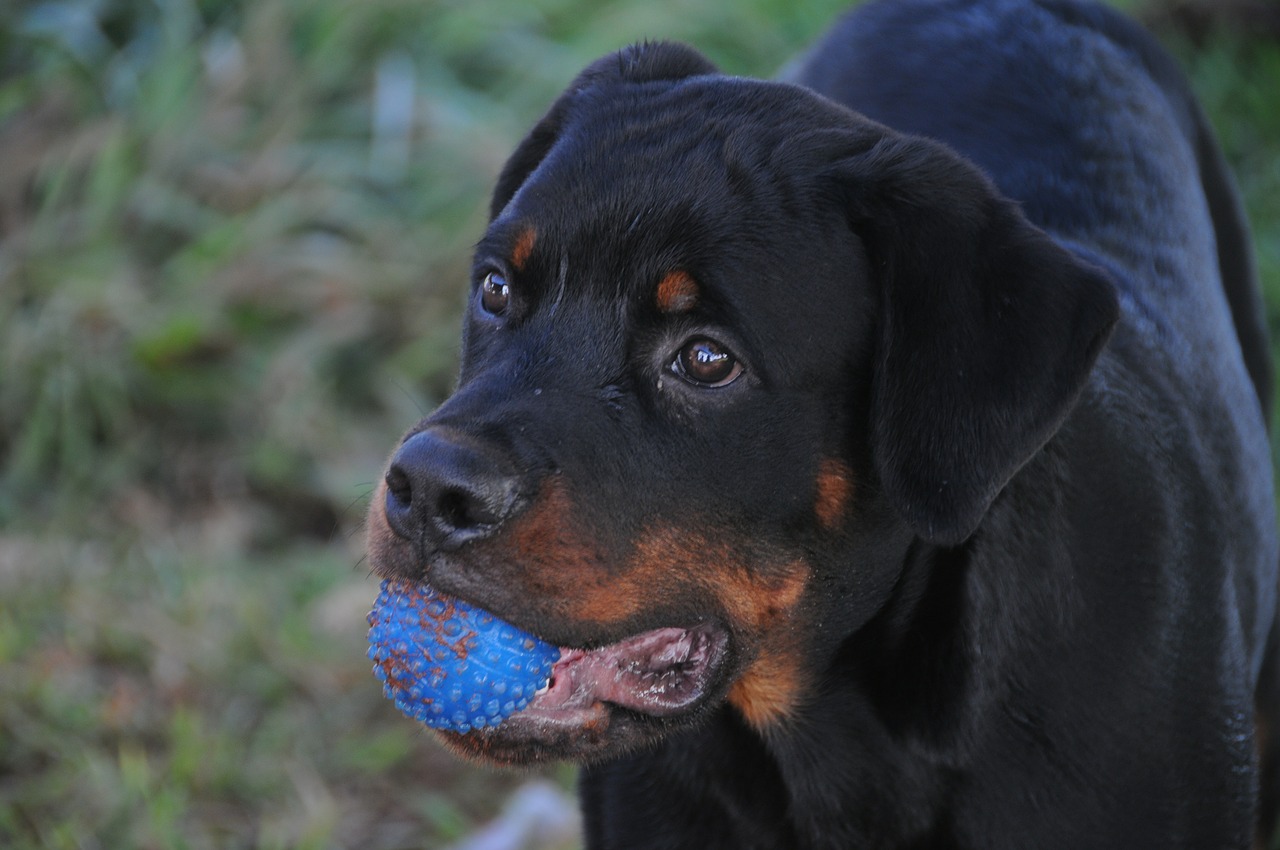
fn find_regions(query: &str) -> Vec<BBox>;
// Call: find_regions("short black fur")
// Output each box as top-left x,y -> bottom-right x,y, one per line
367,1 -> 1280,847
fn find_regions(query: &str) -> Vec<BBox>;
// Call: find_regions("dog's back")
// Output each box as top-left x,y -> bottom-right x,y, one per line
795,0 -> 1269,419
794,0 -> 1280,840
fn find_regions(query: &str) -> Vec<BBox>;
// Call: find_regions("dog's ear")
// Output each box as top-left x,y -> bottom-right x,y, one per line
489,42 -> 718,219
829,131 -> 1119,545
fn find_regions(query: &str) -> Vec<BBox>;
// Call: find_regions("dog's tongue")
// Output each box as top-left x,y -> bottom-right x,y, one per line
533,625 -> 726,716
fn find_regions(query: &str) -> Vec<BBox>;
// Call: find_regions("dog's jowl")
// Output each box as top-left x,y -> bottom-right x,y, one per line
365,0 -> 1280,846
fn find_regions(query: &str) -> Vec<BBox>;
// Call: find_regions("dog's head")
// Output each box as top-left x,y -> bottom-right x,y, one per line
366,43 -> 1118,765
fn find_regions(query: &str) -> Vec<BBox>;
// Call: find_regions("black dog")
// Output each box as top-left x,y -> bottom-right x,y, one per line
366,0 -> 1280,846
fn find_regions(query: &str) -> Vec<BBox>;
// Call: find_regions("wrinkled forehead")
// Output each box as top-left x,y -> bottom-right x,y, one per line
486,77 -> 849,291
505,79 -> 837,225
471,74 -> 875,378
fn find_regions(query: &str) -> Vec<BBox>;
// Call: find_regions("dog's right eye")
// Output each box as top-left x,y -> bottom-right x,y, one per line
480,271 -> 510,315
672,338 -> 743,388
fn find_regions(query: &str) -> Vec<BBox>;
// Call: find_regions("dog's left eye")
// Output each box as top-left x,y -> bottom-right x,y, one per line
480,271 -> 510,315
672,338 -> 743,388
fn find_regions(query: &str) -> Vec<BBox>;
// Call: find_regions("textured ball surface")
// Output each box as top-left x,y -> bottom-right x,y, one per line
367,580 -> 559,733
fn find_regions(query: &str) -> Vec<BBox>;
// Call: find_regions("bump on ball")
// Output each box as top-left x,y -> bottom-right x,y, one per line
367,580 -> 559,733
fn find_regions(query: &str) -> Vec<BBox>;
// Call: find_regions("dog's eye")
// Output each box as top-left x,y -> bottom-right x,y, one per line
673,338 -> 743,388
480,271 -> 510,315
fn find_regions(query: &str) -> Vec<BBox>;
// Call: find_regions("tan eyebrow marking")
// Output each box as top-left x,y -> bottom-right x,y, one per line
814,458 -> 854,529
656,270 -> 700,314
511,226 -> 536,271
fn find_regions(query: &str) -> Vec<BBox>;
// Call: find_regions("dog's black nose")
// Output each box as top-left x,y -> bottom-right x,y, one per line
383,429 -> 518,549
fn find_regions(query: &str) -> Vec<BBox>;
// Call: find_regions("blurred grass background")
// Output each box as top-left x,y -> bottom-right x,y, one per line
0,0 -> 1277,848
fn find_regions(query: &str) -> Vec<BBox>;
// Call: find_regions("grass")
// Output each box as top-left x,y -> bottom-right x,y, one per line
0,1 -> 1277,848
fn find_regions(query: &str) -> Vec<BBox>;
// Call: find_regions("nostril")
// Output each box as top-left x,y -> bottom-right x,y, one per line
437,486 -> 505,532
386,466 -> 413,508
438,489 -> 473,531
383,464 -> 419,541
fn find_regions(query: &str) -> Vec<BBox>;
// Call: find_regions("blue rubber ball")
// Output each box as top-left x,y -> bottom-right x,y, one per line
367,580 -> 560,733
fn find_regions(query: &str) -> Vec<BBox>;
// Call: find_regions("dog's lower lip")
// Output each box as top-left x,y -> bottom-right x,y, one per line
523,623 -> 728,719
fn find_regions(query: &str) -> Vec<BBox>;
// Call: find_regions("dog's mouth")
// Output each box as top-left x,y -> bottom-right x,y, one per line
441,622 -> 730,764
533,623 -> 728,720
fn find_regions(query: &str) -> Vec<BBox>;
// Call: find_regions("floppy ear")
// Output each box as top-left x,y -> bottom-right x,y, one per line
489,42 -> 718,220
833,131 -> 1119,545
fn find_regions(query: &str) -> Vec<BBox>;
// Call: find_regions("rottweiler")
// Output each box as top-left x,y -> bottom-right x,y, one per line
365,0 -> 1280,846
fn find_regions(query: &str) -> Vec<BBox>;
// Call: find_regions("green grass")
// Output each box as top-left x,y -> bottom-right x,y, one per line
0,536 -> 561,849
0,1 -> 1277,848
1184,34 -> 1280,382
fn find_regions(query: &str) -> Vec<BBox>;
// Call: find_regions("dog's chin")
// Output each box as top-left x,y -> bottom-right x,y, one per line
437,623 -> 731,766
